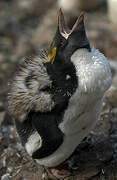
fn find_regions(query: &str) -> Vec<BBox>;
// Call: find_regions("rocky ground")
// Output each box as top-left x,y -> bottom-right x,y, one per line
1,0 -> 117,179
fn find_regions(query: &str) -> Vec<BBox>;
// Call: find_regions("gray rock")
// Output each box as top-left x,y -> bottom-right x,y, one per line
1,174 -> 10,180
31,8 -> 57,48
108,0 -> 117,25
58,0 -> 105,12
7,167 -> 13,174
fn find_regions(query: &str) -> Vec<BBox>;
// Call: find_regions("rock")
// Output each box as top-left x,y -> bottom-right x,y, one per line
2,112 -> 14,126
58,0 -> 105,12
110,60 -> 117,76
105,35 -> 117,59
0,36 -> 14,54
74,168 -> 100,179
14,0 -> 55,18
87,28 -> 110,54
105,87 -> 117,107
110,113 -> 117,155
0,102 -> 5,112
13,35 -> 33,61
0,2 -> 19,36
31,8 -> 57,48
7,167 -> 13,173
108,0 -> 117,25
59,113 -> 113,179
105,71 -> 117,108
112,74 -> 117,87
1,174 -> 10,180
0,112 -> 5,126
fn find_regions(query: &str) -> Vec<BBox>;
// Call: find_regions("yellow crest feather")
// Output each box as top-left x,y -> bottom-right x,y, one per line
45,42 -> 56,63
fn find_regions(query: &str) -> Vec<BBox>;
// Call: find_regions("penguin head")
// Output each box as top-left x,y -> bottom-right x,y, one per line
45,8 -> 90,64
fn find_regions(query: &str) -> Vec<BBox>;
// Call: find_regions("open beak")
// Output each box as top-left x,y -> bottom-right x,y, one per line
45,9 -> 89,63
57,8 -> 84,39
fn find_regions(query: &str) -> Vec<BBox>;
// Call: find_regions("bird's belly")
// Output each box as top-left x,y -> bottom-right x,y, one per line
37,98 -> 103,167
59,97 -> 103,135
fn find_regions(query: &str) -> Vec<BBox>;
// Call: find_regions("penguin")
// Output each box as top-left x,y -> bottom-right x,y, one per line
8,8 -> 112,176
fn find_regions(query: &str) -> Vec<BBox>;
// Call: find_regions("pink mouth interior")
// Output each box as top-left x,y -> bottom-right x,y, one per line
58,8 -> 84,40
61,32 -> 70,39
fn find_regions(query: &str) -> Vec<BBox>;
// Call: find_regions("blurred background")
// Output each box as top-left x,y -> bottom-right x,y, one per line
0,0 -> 117,179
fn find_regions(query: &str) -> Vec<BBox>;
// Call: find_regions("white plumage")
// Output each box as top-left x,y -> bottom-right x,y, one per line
36,48 -> 112,167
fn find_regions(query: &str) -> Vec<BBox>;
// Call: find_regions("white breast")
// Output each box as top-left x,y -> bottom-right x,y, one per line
59,48 -> 112,134
36,48 -> 112,167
